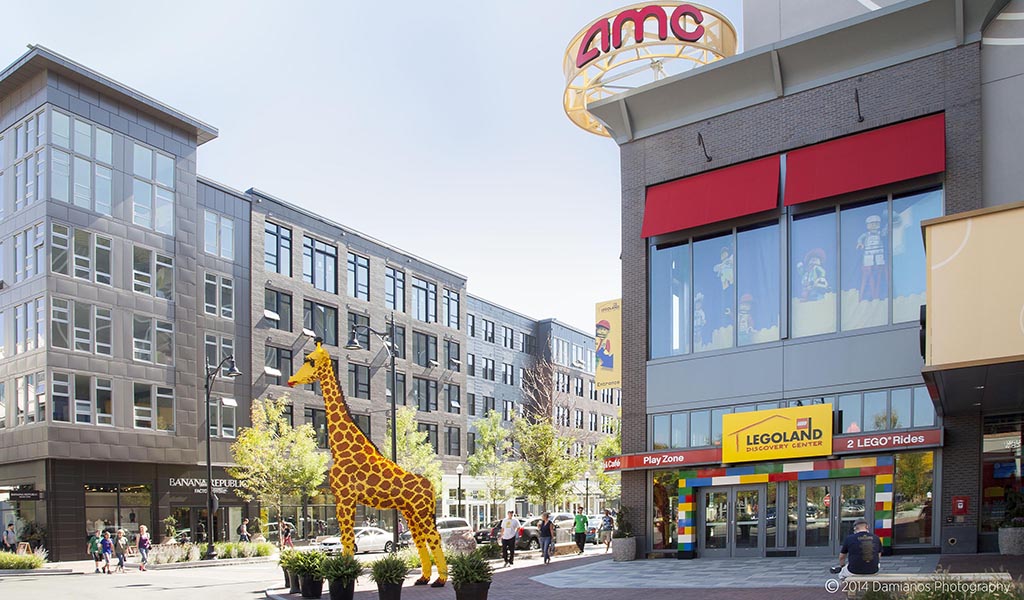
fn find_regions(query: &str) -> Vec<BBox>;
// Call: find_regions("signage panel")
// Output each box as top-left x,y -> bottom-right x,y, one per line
722,404 -> 833,463
595,299 -> 622,390
8,490 -> 45,501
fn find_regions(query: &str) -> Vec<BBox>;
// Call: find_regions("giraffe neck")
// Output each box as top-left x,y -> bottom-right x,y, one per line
315,360 -> 377,458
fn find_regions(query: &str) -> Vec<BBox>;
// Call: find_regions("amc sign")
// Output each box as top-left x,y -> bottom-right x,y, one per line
576,3 -> 707,68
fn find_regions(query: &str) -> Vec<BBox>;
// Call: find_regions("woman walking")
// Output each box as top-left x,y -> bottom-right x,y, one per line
137,524 -> 151,571
100,531 -> 113,574
538,512 -> 555,565
114,529 -> 128,573
600,509 -> 615,553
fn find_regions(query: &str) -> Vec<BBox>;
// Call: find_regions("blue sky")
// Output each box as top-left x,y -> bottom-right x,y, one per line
6,0 -> 743,332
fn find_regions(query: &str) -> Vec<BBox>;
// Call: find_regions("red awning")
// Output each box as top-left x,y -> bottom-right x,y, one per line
784,113 -> 945,206
642,155 -> 780,238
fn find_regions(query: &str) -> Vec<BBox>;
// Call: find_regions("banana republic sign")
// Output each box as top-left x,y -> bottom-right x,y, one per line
722,404 -> 833,464
167,477 -> 240,496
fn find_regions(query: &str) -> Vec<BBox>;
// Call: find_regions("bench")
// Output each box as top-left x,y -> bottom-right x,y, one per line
842,572 -> 1013,599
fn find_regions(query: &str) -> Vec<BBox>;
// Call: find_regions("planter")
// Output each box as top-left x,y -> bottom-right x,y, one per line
377,582 -> 403,600
999,527 -> 1024,555
611,537 -> 636,562
289,570 -> 302,594
328,579 -> 356,600
454,581 -> 491,600
282,567 -> 291,589
300,574 -> 324,598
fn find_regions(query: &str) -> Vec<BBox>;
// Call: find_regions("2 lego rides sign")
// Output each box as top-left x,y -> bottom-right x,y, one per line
722,404 -> 834,464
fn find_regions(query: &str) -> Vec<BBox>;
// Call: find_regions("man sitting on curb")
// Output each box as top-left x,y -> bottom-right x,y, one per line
835,518 -> 882,580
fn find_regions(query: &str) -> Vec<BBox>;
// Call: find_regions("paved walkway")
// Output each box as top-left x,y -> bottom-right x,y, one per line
530,554 -> 940,589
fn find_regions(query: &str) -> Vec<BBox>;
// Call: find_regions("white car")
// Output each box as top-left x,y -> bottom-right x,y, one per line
320,527 -> 397,555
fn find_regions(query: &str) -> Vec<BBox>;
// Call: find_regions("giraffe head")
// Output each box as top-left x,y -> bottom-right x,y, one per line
287,339 -> 331,388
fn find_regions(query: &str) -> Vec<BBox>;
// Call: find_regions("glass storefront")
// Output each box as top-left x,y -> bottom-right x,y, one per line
84,483 -> 151,543
652,471 -> 678,550
893,451 -> 933,545
982,416 -> 1023,533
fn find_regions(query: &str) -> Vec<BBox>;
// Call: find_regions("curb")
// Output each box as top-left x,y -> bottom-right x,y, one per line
265,589 -> 289,600
0,569 -> 78,577
147,556 -> 278,570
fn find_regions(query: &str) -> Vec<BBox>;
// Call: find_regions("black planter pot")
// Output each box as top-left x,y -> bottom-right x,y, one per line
454,581 -> 491,600
282,567 -> 291,589
377,582 -> 403,600
289,570 -> 302,594
300,575 -> 324,599
328,579 -> 355,600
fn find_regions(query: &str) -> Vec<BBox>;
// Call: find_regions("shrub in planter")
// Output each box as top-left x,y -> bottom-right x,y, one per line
370,553 -> 409,600
292,550 -> 326,599
448,551 -> 493,600
475,543 -> 501,561
611,505 -> 636,562
280,549 -> 302,593
320,553 -> 364,600
0,551 -> 45,569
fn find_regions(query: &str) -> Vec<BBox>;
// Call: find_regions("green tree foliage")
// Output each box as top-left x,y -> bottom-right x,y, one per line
894,452 -> 931,509
467,410 -> 513,518
592,417 -> 622,505
387,406 -> 443,499
510,415 -> 586,512
229,394 -> 328,545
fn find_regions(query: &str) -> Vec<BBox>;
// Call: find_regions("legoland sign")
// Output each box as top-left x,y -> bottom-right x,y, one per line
575,3 -> 708,68
723,404 -> 833,463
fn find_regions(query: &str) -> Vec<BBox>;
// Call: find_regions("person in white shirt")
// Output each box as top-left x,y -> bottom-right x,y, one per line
500,510 -> 521,567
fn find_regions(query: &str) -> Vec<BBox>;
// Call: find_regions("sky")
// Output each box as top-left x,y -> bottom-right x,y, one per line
4,0 -> 743,333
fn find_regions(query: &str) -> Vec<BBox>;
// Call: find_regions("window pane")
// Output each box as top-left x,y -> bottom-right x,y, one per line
650,242 -> 690,357
791,210 -> 837,337
671,412 -> 688,449
711,408 -> 730,446
653,414 -> 670,450
94,165 -> 112,215
863,391 -> 888,432
73,157 -> 91,208
838,394 -> 862,433
204,211 -> 218,254
155,255 -> 173,300
893,189 -> 943,323
841,201 -> 889,330
690,410 -> 710,447
220,218 -> 233,259
95,129 -> 112,164
155,154 -> 174,189
693,234 -> 734,351
133,144 -> 152,179
737,223 -> 780,345
74,119 -> 92,155
912,387 -> 935,428
893,451 -> 934,545
51,149 -> 70,203
52,112 -> 70,148
156,387 -> 174,431
133,180 -> 153,228
890,388 -> 912,430
155,188 -> 174,235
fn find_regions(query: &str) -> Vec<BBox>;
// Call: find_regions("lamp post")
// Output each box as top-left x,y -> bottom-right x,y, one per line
345,312 -> 399,553
203,354 -> 242,560
584,471 -> 591,515
456,464 -> 464,521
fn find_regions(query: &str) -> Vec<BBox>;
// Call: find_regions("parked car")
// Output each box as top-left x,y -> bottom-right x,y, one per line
474,520 -> 501,544
586,516 -> 603,544
319,526 -> 398,555
399,517 -> 472,547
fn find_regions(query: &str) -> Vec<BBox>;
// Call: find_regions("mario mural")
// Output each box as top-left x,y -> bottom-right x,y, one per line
595,319 -> 613,370
594,299 -> 622,390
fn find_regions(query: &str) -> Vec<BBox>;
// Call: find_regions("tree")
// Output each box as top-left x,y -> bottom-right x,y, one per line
387,406 -> 443,499
229,394 -> 329,546
467,411 -> 514,520
510,415 -> 585,512
592,417 -> 622,505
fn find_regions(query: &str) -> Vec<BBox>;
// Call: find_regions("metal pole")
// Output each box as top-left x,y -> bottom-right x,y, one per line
585,477 -> 590,515
458,472 -> 463,520
389,312 -> 399,553
204,367 -> 217,560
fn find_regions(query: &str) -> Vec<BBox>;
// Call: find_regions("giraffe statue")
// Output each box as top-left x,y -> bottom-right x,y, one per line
288,340 -> 448,587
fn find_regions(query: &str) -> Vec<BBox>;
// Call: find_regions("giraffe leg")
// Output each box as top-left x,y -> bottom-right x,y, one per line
424,525 -> 447,587
335,500 -> 357,556
408,520 -> 432,585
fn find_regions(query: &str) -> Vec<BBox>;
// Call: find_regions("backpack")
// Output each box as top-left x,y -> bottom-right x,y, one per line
236,524 -> 243,535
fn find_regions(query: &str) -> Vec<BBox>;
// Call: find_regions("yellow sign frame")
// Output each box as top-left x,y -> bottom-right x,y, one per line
722,404 -> 833,463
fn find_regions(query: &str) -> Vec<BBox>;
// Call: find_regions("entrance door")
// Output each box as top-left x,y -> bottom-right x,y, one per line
798,479 -> 874,556
699,485 -> 765,557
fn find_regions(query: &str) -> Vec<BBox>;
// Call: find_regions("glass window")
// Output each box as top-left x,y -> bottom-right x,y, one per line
838,394 -> 862,434
133,144 -> 153,179
385,267 -> 405,312
890,388 -> 912,430
690,410 -> 710,447
737,223 -> 780,345
892,189 -> 943,323
443,289 -> 461,330
840,201 -> 889,330
711,408 -> 730,446
305,408 -> 328,449
303,236 -> 338,293
652,414 -> 670,450
303,301 -> 338,346
95,129 -> 112,164
649,241 -> 690,358
912,387 -> 935,428
95,166 -> 112,215
446,384 -> 460,414
264,222 -> 292,276
52,111 -> 70,148
133,317 -> 153,362
347,252 -> 369,301
693,233 -> 734,352
863,390 -> 888,432
894,451 -> 934,545
413,332 -> 437,368
51,149 -> 70,203
155,154 -> 174,189
392,325 -> 406,359
412,277 -> 436,323
652,470 -> 679,550
133,180 -> 153,229
73,156 -> 91,208
265,289 -> 292,332
982,417 -> 1023,533
133,383 -> 152,429
348,312 -> 370,349
671,412 -> 688,449
155,254 -> 173,300
348,364 -> 370,399
791,210 -> 837,337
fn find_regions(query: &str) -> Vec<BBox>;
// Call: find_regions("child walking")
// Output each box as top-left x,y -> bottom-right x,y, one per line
100,531 -> 113,574
137,524 -> 151,571
114,529 -> 128,573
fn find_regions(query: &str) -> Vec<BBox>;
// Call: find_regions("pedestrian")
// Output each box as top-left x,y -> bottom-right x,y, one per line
238,517 -> 251,542
282,523 -> 294,548
114,529 -> 128,573
137,524 -> 151,571
3,523 -> 16,553
836,518 -> 882,580
196,520 -> 206,543
538,512 -> 555,565
599,509 -> 614,553
100,531 -> 114,574
88,529 -> 104,573
499,510 -> 520,567
573,506 -> 588,554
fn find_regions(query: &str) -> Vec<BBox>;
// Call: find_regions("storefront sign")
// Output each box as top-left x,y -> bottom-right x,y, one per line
8,490 -> 45,501
602,447 -> 722,472
833,428 -> 942,454
722,404 -> 833,463
595,299 -> 622,390
167,477 -> 241,496
575,4 -> 707,68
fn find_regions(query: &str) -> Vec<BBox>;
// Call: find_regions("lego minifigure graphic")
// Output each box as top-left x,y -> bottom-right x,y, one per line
856,214 -> 886,301
595,319 -> 613,370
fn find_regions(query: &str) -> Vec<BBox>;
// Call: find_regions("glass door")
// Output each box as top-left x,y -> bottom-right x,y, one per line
733,486 -> 763,557
698,486 -> 766,557
799,481 -> 833,556
837,479 -> 874,552
701,490 -> 730,557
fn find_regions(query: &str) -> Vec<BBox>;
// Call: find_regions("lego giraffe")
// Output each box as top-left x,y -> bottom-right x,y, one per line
288,340 -> 448,587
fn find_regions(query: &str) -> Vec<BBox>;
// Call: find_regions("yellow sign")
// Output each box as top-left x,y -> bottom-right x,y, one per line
595,299 -> 621,390
722,404 -> 833,463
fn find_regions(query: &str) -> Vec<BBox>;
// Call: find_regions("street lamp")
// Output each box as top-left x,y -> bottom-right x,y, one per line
584,471 -> 591,515
456,464 -> 464,521
345,312 -> 399,553
203,354 -> 242,560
